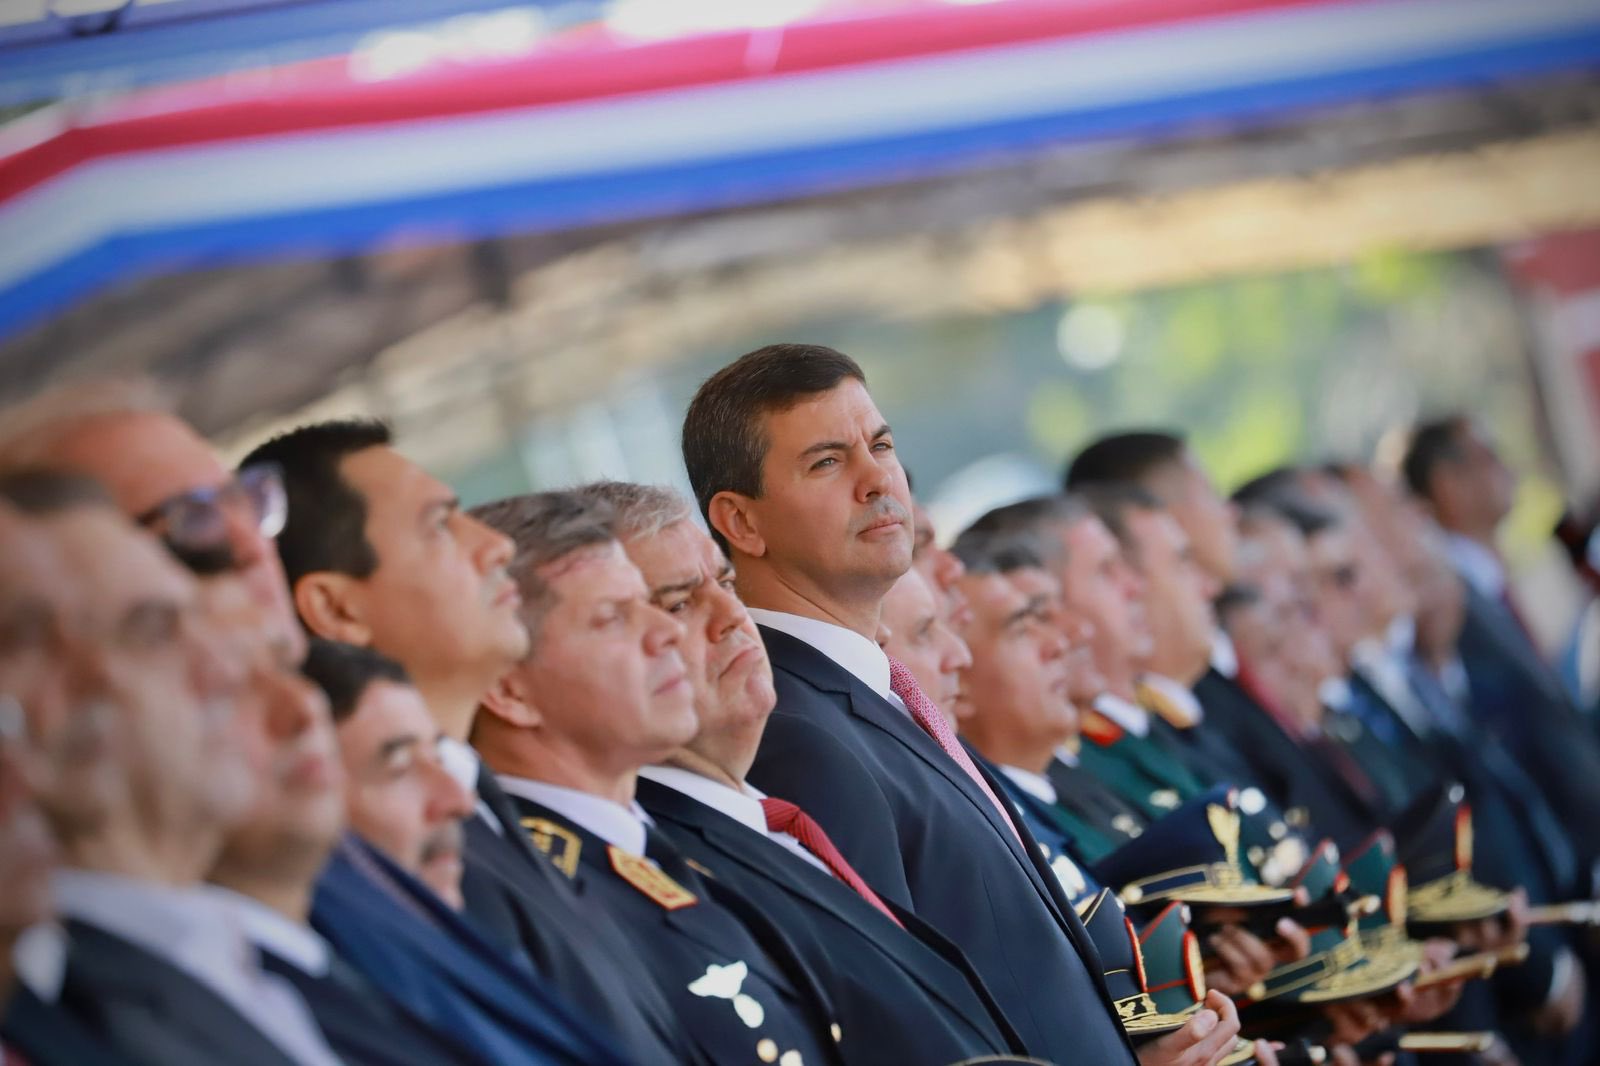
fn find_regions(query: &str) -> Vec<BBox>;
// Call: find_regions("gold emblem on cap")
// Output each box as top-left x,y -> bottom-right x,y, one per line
520,817 -> 581,878
1207,804 -> 1242,868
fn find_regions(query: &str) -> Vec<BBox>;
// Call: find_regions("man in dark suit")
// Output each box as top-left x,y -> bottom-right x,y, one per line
0,481 -> 328,1066
243,419 -> 695,1062
469,488 -> 846,1066
680,343 -> 1248,1066
582,479 -> 1030,1063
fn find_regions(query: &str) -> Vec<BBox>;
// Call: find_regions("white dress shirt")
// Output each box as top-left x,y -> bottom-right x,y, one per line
497,777 -> 651,856
12,922 -> 67,1004
1209,631 -> 1239,679
438,735 -> 502,834
748,608 -> 911,716
639,765 -> 831,876
53,869 -> 341,1066
998,764 -> 1058,806
1053,744 -> 1080,768
1092,692 -> 1150,737
204,885 -> 332,979
1443,533 -> 1506,600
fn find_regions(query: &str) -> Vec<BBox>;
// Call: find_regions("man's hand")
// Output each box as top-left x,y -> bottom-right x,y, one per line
1135,991 -> 1242,1066
1319,997 -> 1389,1046
1394,938 -> 1466,1023
1453,889 -> 1528,953
1203,917 -> 1311,994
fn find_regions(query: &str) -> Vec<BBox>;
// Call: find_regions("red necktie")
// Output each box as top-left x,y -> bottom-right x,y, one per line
887,656 -> 1024,845
760,797 -> 903,927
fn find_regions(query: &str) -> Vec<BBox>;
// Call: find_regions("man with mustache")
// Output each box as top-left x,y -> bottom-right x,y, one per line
469,489 -> 844,1066
682,343 -> 1137,1064
244,419 -> 690,1063
578,480 -> 1034,1064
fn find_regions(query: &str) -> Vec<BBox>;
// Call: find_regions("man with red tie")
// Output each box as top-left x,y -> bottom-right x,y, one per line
573,479 -> 1032,1064
682,343 -> 1238,1066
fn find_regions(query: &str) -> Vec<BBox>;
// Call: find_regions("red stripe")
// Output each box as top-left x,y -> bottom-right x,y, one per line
0,0 -> 1339,205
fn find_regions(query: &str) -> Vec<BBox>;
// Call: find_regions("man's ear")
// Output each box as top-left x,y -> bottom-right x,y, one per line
294,572 -> 372,646
709,491 -> 766,559
479,670 -> 542,730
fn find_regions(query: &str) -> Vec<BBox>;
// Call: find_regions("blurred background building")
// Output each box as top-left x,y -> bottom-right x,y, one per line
4,0 -> 1600,644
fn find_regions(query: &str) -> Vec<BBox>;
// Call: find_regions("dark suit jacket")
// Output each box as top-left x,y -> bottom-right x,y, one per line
507,793 -> 844,1066
461,769 -> 698,1064
983,760 -> 1103,910
259,948 -> 469,1066
2,984 -> 144,1066
312,836 -> 631,1066
1193,668 -> 1384,850
1044,756 -> 1148,862
748,626 -> 1136,1065
636,774 -> 1026,1063
39,920 -> 297,1066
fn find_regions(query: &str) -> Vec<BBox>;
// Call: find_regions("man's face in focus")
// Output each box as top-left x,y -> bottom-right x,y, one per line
881,568 -> 971,723
329,447 -> 528,684
725,380 -> 913,597
336,679 -> 472,907
624,519 -> 774,738
957,570 -> 1078,749
47,412 -> 303,659
512,543 -> 696,775
1001,566 -> 1103,707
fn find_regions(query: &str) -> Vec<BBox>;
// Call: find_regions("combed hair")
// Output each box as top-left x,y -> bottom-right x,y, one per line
681,343 -> 866,551
570,481 -> 694,542
1064,430 -> 1186,495
238,419 -> 392,585
469,490 -> 618,642
1075,481 -> 1163,557
301,638 -> 412,725
1214,583 -> 1263,628
1400,416 -> 1469,500
0,468 -> 112,515
951,531 -> 1049,576
1231,466 -> 1304,509
0,375 -> 176,474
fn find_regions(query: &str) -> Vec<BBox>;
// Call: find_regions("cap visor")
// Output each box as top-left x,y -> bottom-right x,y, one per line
1166,884 -> 1299,907
1293,944 -> 1422,1005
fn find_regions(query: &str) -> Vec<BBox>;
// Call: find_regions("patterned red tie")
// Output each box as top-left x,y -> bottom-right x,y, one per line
760,797 -> 904,928
887,656 -> 1024,845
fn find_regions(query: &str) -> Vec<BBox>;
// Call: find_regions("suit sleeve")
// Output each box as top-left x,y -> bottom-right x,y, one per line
748,691 -> 915,910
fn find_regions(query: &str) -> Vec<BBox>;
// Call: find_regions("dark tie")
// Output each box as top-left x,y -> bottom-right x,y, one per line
759,797 -> 904,928
887,656 -> 1023,844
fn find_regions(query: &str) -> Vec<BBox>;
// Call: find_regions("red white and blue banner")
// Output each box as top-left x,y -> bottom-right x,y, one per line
2,0 -> 1599,340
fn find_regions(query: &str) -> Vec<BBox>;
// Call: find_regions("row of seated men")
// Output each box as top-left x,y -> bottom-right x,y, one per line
0,344 -> 1595,1066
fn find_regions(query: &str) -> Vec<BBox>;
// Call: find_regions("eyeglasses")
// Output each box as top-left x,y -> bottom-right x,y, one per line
137,462 -> 287,560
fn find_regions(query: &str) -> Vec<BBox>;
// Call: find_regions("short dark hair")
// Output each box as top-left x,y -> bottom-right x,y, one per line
0,468 -> 112,515
239,419 -> 392,587
1064,430 -> 1186,495
468,491 -> 617,643
301,638 -> 412,724
1230,466 -> 1304,509
681,344 -> 866,550
1076,481 -> 1163,560
952,532 -> 1048,576
1401,416 -> 1469,500
1214,583 -> 1263,628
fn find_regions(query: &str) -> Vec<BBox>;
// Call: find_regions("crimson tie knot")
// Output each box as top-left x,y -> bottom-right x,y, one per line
759,796 -> 801,834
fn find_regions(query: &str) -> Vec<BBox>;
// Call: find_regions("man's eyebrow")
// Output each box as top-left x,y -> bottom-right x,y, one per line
1005,594 -> 1050,628
421,496 -> 460,519
651,573 -> 703,599
870,423 -> 892,440
715,560 -> 736,581
799,439 -> 851,459
375,735 -> 420,764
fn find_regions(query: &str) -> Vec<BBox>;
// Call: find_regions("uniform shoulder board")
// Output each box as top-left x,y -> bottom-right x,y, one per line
521,817 -> 581,878
1080,711 -> 1125,748
609,845 -> 698,910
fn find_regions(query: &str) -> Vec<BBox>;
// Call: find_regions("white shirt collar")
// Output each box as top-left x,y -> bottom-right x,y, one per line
1443,533 -> 1505,599
998,764 -> 1058,805
749,608 -> 896,706
638,766 -> 770,838
496,777 -> 650,856
12,922 -> 68,1004
1093,692 -> 1150,737
1319,674 -> 1352,711
1209,631 -> 1239,679
53,868 -> 245,969
1138,672 -> 1204,727
1053,744 -> 1079,768
440,736 -> 502,835
203,885 -> 330,978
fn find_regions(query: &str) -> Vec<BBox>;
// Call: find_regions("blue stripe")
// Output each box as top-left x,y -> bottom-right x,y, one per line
3,26 -> 1598,340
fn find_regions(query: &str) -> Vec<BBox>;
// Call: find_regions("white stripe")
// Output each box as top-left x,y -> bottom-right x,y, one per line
1,0 -> 1594,289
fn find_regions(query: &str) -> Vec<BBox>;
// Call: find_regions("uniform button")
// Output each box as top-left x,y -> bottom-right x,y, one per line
830,1023 -> 842,1042
756,1038 -> 778,1062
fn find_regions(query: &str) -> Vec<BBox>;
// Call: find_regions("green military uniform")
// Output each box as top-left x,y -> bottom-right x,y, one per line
1076,696 -> 1208,822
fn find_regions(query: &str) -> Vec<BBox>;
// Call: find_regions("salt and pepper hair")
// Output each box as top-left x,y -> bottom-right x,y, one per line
468,490 -> 618,645
569,481 -> 695,543
0,375 -> 176,473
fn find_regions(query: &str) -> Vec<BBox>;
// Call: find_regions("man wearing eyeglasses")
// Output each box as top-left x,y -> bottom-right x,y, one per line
0,380 -> 301,660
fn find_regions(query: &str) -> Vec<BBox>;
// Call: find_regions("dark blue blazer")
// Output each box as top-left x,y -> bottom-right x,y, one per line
636,774 -> 1026,1063
2,983 -> 145,1066
981,757 -> 1103,911
747,626 -> 1136,1065
311,835 -> 631,1066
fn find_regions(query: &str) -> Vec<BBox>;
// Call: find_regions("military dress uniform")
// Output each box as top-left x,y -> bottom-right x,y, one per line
503,780 -> 844,1066
984,759 -> 1103,910
1076,694 -> 1207,821
1043,753 -> 1148,863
